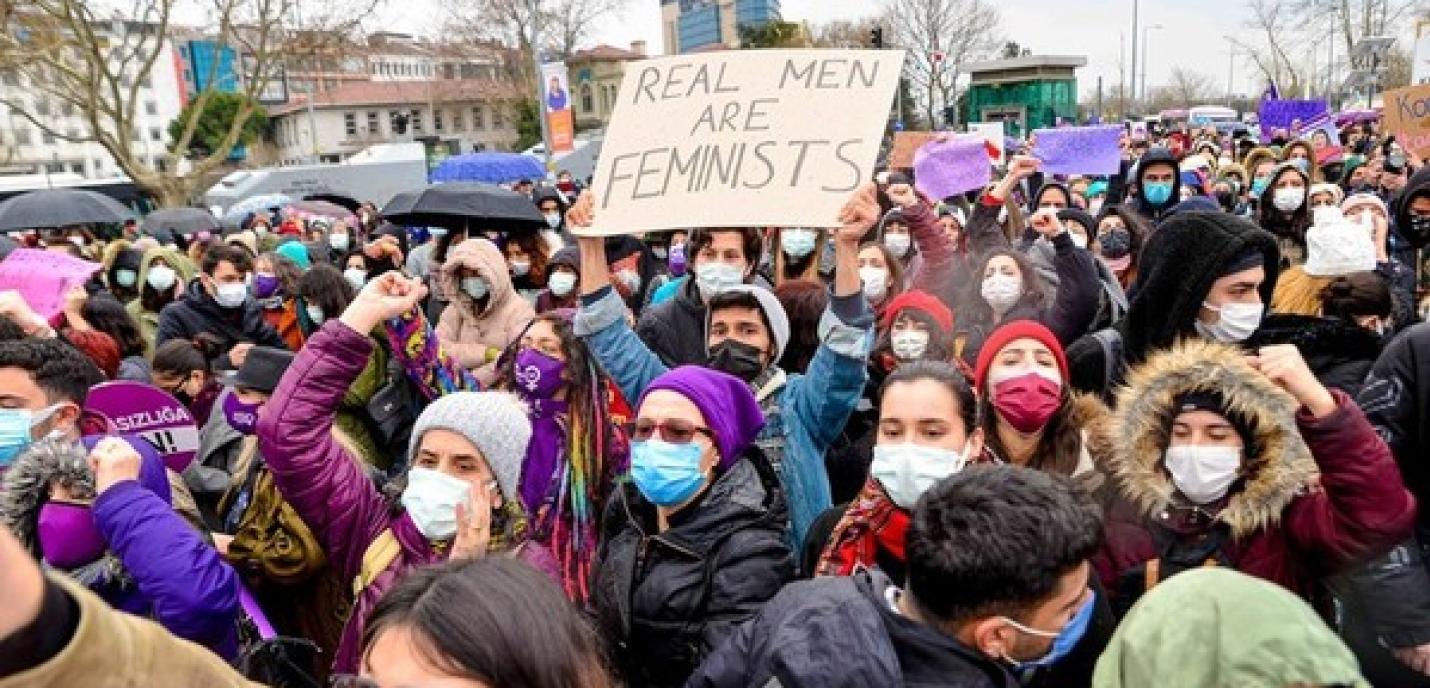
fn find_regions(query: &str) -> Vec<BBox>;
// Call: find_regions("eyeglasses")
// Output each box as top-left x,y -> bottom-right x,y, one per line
626,418 -> 713,445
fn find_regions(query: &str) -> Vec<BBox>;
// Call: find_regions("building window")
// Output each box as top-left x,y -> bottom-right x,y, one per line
580,84 -> 593,113
344,112 -> 357,136
45,162 -> 63,174
35,100 -> 50,116
68,162 -> 82,174
42,131 -> 54,144
149,127 -> 162,141
491,104 -> 504,129
434,109 -> 444,132
367,110 -> 379,134
389,110 -> 401,131
411,110 -> 423,132
453,109 -> 464,131
61,102 -> 75,117
144,101 -> 157,116
0,71 -> 17,87
471,106 -> 485,130
14,128 -> 30,145
65,127 -> 79,140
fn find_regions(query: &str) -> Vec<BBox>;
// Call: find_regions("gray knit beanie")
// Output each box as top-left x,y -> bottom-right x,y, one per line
407,391 -> 532,502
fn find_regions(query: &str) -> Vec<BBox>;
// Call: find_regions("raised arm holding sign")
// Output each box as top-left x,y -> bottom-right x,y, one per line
585,49 -> 904,237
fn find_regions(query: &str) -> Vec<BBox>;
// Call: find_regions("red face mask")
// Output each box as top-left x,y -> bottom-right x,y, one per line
991,372 -> 1062,434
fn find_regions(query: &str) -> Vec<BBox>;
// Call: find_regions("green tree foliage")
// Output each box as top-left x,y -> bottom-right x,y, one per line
167,92 -> 268,158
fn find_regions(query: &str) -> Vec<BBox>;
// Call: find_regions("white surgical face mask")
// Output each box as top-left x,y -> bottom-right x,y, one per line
859,266 -> 889,303
891,328 -> 930,360
544,212 -> 561,229
510,260 -> 531,277
400,467 -> 472,540
114,269 -> 138,288
695,261 -> 744,298
617,268 -> 642,294
548,271 -> 577,297
1195,301 -> 1263,343
981,273 -> 1023,314
214,281 -> 248,308
329,233 -> 351,252
1071,232 -> 1089,249
1272,187 -> 1305,213
147,265 -> 177,291
781,228 -> 818,258
884,233 -> 912,258
871,441 -> 973,509
305,304 -> 325,325
343,267 -> 367,290
1164,444 -> 1242,504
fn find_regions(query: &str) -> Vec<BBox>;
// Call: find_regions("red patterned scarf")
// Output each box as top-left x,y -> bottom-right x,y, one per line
815,478 -> 909,577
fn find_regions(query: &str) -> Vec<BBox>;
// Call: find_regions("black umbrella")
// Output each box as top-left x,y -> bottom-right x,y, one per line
141,207 -> 221,237
380,182 -> 543,232
303,193 -> 361,212
0,188 -> 134,231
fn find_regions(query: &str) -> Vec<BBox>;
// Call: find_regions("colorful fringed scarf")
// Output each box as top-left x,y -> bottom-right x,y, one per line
815,478 -> 909,577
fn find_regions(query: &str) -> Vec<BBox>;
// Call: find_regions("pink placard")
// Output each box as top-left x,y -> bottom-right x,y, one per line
0,249 -> 100,318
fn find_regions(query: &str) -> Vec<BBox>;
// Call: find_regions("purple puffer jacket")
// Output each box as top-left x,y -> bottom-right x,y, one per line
93,479 -> 241,658
257,321 -> 558,673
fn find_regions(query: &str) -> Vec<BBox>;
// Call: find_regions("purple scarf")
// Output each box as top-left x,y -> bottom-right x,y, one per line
520,399 -> 570,516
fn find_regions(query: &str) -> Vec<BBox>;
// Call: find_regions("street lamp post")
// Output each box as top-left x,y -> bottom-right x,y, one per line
1130,0 -> 1138,115
1224,37 -> 1236,106
1140,23 -> 1163,105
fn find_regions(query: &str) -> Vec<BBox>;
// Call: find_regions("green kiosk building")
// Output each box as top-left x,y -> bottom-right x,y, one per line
962,55 -> 1086,138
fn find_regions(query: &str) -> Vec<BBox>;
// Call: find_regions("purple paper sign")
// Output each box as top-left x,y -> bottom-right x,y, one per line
1257,99 -> 1329,143
1032,125 -> 1122,175
84,381 -> 200,472
913,135 -> 991,200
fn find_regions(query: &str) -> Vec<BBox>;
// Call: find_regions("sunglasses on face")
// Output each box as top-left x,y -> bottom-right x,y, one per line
626,418 -> 714,445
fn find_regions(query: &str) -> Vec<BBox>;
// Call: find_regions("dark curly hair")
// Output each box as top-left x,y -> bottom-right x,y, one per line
0,338 -> 105,405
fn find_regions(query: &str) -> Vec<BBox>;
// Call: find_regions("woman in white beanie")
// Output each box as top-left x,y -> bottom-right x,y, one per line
255,271 -> 543,675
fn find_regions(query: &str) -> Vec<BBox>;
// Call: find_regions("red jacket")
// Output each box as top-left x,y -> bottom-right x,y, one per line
1092,340 -> 1415,610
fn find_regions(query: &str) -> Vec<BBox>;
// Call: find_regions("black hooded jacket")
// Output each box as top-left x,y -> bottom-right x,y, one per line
1066,211 -> 1280,398
593,453 -> 793,688
1244,313 -> 1382,397
155,279 -> 287,364
1392,164 -> 1430,247
1125,148 -> 1183,223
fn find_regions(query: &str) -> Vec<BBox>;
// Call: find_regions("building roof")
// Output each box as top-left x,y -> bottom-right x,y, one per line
965,55 -> 1088,73
269,79 -> 522,116
568,44 -> 645,62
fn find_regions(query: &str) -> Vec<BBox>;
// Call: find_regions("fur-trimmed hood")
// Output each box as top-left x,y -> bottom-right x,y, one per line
1098,339 -> 1318,538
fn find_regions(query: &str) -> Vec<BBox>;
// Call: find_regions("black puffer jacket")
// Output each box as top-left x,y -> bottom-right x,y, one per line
687,568 -> 1018,688
1245,313 -> 1381,397
636,276 -> 709,368
155,279 -> 286,365
593,452 -> 793,688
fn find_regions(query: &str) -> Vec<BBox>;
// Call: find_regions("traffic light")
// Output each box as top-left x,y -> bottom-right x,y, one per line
870,28 -> 883,48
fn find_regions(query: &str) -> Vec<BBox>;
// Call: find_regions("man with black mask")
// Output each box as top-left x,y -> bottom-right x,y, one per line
569,188 -> 878,554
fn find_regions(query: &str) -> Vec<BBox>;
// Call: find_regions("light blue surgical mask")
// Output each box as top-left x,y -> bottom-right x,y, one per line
462,277 -> 489,300
0,404 -> 62,467
1002,590 -> 1096,671
1143,181 -> 1174,206
304,304 -> 326,326
630,439 -> 708,507
429,227 -> 449,238
694,262 -> 744,299
1251,177 -> 1270,197
781,228 -> 818,259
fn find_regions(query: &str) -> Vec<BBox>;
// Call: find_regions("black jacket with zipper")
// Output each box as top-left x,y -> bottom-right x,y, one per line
592,450 -> 793,688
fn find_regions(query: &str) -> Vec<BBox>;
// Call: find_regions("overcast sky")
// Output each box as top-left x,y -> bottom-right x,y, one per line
383,0 -> 1278,98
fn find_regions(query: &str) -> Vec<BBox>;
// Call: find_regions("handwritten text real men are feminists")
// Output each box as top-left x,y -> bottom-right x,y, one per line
600,56 -> 885,208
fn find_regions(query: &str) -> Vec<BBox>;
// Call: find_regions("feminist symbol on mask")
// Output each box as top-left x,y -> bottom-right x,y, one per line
514,363 -> 542,393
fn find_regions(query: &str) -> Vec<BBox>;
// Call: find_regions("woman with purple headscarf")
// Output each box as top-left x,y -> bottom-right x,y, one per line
591,366 -> 792,687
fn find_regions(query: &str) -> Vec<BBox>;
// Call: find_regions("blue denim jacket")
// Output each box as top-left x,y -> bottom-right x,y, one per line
575,285 -> 872,553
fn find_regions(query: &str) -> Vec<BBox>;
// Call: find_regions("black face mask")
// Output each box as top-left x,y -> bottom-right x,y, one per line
706,339 -> 766,382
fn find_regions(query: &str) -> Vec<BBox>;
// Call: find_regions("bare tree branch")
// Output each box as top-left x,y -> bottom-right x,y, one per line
883,0 -> 1001,127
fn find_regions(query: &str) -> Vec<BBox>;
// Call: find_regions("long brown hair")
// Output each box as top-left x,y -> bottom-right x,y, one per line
977,387 -> 1084,476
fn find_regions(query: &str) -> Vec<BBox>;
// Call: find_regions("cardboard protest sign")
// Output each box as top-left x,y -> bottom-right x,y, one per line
1032,125 -> 1122,175
967,122 -> 1005,165
1383,84 -> 1430,160
85,381 -> 200,472
0,249 -> 100,318
913,136 -> 991,200
889,132 -> 938,169
1257,99 -> 1329,143
586,49 -> 905,236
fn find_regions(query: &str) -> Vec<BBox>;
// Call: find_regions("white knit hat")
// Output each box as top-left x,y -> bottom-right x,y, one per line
1303,209 -> 1376,277
407,391 -> 532,501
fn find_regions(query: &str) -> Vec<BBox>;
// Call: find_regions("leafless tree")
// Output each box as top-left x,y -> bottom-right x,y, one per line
442,0 -> 630,78
1147,67 -> 1221,111
883,0 -> 1002,128
1229,0 -> 1309,98
809,17 -> 883,49
0,0 -> 378,207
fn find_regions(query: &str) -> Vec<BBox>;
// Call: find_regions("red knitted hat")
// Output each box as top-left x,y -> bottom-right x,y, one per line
973,320 -> 1068,393
880,290 -> 954,334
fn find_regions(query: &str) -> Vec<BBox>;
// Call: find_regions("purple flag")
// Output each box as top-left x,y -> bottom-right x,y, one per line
1032,125 -> 1122,175
913,135 -> 991,200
